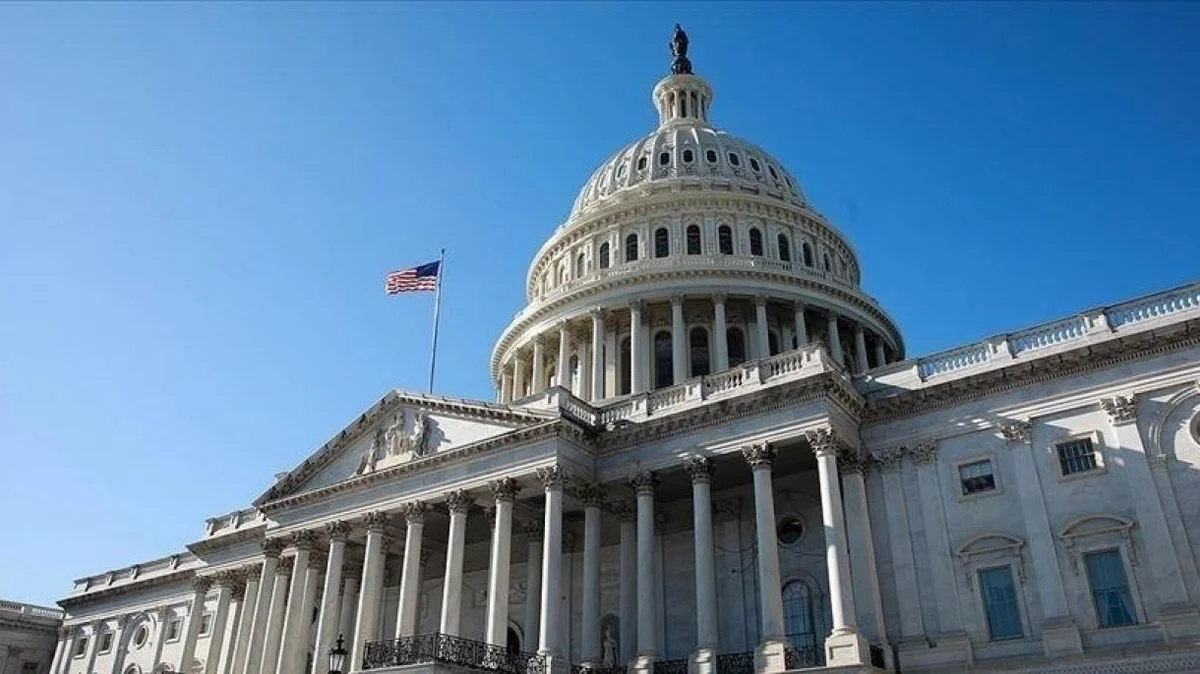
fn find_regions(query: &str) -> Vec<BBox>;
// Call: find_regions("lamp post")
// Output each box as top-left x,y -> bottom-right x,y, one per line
329,634 -> 348,674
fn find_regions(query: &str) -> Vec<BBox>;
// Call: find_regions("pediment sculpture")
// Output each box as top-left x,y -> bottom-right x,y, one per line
356,408 -> 435,475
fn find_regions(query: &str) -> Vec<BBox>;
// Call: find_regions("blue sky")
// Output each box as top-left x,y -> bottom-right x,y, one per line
1,3 -> 1198,606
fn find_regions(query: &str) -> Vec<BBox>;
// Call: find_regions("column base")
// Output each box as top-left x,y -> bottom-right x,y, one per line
631,654 -> 656,674
754,638 -> 787,674
1158,601 -> 1200,642
1041,616 -> 1083,658
542,652 -> 570,674
823,630 -> 868,667
895,632 -> 972,670
688,647 -> 716,674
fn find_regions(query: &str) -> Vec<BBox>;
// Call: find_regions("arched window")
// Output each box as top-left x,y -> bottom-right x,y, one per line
749,228 -> 764,256
778,234 -> 791,262
705,149 -> 718,163
782,581 -> 818,652
559,265 -> 568,284
654,331 -> 673,388
599,242 -> 610,269
690,327 -> 710,377
637,156 -> 647,171
750,157 -> 761,172
619,337 -> 632,396
718,226 -> 733,255
574,253 -> 585,278
768,330 -> 780,356
728,152 -> 741,167
823,254 -> 831,272
682,149 -> 694,163
654,228 -> 670,258
659,151 -> 671,166
626,234 -> 639,262
802,242 -> 813,267
727,328 -> 747,367
686,225 -> 701,255
569,355 -> 580,394
506,627 -> 521,654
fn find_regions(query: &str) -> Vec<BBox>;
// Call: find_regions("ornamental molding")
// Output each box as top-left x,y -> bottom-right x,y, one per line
870,447 -> 905,470
402,501 -> 432,524
1100,395 -> 1138,426
864,322 -> 1200,423
288,530 -> 317,552
444,490 -> 473,514
363,511 -> 390,533
683,456 -> 715,483
629,470 -> 659,495
837,447 -> 866,475
262,538 -> 287,557
741,443 -> 776,469
575,483 -> 608,508
907,442 -> 939,466
1000,421 -> 1032,443
325,520 -> 352,541
489,477 -> 519,502
537,465 -> 565,490
803,427 -> 839,457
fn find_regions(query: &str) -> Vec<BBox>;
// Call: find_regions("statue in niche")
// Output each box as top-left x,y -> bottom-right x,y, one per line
600,615 -> 620,667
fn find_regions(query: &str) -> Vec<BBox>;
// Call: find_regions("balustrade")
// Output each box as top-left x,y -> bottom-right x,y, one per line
1010,316 -> 1086,354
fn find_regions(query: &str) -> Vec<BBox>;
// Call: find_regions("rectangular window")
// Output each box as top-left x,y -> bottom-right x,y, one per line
959,459 -> 996,495
1057,438 -> 1098,476
98,631 -> 113,653
1085,550 -> 1137,628
978,566 -> 1023,640
198,613 -> 212,636
73,637 -> 88,657
22,664 -> 37,673
167,618 -> 182,642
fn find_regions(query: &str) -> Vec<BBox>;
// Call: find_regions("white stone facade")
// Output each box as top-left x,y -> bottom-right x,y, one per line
0,600 -> 62,674
50,29 -> 1200,674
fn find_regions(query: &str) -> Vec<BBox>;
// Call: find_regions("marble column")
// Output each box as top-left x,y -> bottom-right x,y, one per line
289,553 -> 322,674
536,466 -> 565,664
713,294 -> 729,372
258,558 -> 291,674
277,531 -> 316,674
204,573 -> 236,674
108,615 -> 132,674
617,503 -> 637,665
513,357 -> 527,401
753,296 -> 770,358
630,471 -> 659,669
532,339 -> 546,394
152,610 -> 173,674
397,502 -> 430,637
686,458 -> 719,674
523,522 -> 544,652
853,324 -> 868,373
630,301 -> 646,393
179,577 -> 212,673
1000,424 -> 1080,656
875,450 -> 924,642
501,373 -> 513,404
838,454 -> 887,645
244,539 -> 284,674
580,486 -> 605,666
312,522 -> 350,674
48,628 -> 69,674
82,621 -> 101,674
742,444 -> 786,672
671,295 -> 687,383
872,339 -> 886,368
337,563 -> 362,659
349,512 -> 389,673
793,302 -> 808,347
557,323 -> 572,389
229,567 -> 260,674
485,478 -> 519,646
826,311 -> 843,366
1101,397 -> 1200,638
440,491 -> 472,636
591,309 -> 605,401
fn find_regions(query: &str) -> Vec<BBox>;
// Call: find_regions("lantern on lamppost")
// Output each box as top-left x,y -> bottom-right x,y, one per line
328,634 -> 348,674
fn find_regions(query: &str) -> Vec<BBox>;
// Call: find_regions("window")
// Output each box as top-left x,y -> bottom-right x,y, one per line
74,637 -> 88,657
659,151 -> 670,166
782,581 -> 818,652
637,156 -> 647,171
749,228 -> 764,256
823,254 -> 831,272
198,613 -> 212,637
959,460 -> 996,495
133,625 -> 150,648
167,618 -> 182,642
654,331 -> 673,389
728,152 -> 741,167
22,664 -> 36,674
619,337 -> 631,396
625,234 -> 638,262
654,227 -> 670,258
750,157 -> 761,172
778,234 -> 791,262
717,226 -> 733,254
802,243 -> 813,267
682,149 -> 694,163
768,330 -> 780,356
1085,550 -> 1137,628
569,355 -> 580,393
598,243 -> 610,269
705,149 -> 717,163
727,328 -> 747,367
99,630 -> 114,653
686,225 -> 701,255
1057,438 -> 1099,476
777,516 -> 805,545
689,327 -> 710,377
617,163 -> 626,178
574,253 -> 586,278
978,567 -> 1023,640
769,165 -> 778,179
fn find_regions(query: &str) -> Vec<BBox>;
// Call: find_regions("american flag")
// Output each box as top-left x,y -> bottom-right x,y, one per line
385,260 -> 441,295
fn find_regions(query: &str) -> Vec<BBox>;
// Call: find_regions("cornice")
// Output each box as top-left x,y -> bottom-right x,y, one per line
0,617 -> 60,634
254,390 -> 553,507
186,523 -> 266,556
864,320 -> 1200,423
59,568 -> 196,611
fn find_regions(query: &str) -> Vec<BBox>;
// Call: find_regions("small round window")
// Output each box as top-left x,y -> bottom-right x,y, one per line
133,625 -> 149,648
777,515 -> 805,545
728,153 -> 741,167
1191,412 -> 1200,446
705,149 -> 718,163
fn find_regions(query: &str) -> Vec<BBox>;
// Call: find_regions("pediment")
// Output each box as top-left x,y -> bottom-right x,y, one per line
1059,514 -> 1135,541
254,390 -> 552,506
956,533 -> 1024,560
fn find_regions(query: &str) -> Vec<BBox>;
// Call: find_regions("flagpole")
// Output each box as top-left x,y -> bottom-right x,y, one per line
427,248 -> 445,394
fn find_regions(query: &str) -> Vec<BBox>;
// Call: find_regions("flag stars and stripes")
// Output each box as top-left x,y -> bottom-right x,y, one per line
385,261 -> 441,295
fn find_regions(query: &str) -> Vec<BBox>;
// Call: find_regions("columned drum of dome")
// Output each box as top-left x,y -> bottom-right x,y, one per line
491,32 -> 904,402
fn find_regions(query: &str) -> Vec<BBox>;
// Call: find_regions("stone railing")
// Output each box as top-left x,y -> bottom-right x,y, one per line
0,600 -> 64,622
362,633 -> 545,674
902,281 -> 1200,383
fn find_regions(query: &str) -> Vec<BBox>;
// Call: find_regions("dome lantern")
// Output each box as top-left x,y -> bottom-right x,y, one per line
654,25 -> 713,128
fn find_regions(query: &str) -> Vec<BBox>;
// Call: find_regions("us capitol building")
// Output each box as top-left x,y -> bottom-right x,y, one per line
48,27 -> 1200,674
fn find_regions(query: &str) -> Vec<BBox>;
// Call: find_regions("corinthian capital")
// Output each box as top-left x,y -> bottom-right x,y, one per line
908,442 -> 939,466
362,511 -> 390,533
1101,395 -> 1138,426
684,456 -> 715,483
489,477 -> 519,502
1000,421 -> 1031,443
444,490 -> 473,514
837,447 -> 865,475
536,465 -> 564,490
325,520 -> 352,542
741,443 -> 776,469
804,427 -> 839,457
628,470 -> 658,496
872,448 -> 904,471
262,538 -> 286,557
402,501 -> 431,524
191,576 -> 213,594
578,484 -> 607,508
289,530 -> 318,552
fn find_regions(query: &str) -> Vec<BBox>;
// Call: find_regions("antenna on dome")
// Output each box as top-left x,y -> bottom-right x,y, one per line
670,24 -> 693,75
